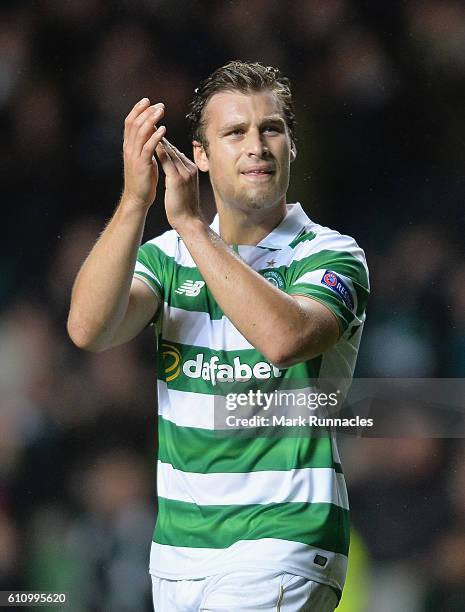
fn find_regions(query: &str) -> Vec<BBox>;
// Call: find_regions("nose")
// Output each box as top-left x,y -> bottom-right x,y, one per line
244,129 -> 269,158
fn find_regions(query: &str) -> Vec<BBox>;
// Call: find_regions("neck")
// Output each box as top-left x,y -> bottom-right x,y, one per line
216,200 -> 287,245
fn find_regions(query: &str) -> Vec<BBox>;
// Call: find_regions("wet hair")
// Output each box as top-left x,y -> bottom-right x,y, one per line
186,60 -> 296,151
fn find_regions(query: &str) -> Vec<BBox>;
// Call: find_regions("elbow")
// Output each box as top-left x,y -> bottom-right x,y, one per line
269,353 -> 302,371
265,340 -> 304,370
271,356 -> 298,370
265,334 -> 321,370
261,299 -> 340,369
66,316 -> 106,352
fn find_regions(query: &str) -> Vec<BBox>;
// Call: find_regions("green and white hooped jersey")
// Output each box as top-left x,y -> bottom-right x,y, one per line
134,203 -> 369,597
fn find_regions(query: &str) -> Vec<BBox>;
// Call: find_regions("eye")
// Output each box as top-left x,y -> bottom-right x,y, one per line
228,129 -> 244,136
263,125 -> 282,135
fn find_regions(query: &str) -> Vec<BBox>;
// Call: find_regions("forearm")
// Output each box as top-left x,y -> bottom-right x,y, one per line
178,219 -> 311,366
67,198 -> 148,351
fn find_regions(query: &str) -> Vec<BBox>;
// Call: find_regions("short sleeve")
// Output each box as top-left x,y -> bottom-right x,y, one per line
286,236 -> 369,334
134,242 -> 164,302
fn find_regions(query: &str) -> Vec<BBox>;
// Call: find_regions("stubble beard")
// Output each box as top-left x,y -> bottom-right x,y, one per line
212,173 -> 288,213
240,175 -> 290,211
241,189 -> 278,210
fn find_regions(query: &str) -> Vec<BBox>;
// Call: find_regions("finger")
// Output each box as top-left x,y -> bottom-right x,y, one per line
156,138 -> 191,179
141,125 -> 166,163
125,97 -> 150,126
168,144 -> 198,181
160,138 -> 191,178
124,98 -> 151,145
175,148 -> 197,172
155,140 -> 178,177
133,105 -> 165,155
126,103 -> 164,151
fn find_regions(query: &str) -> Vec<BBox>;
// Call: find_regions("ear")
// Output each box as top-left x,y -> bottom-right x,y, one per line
290,142 -> 297,162
193,140 -> 209,172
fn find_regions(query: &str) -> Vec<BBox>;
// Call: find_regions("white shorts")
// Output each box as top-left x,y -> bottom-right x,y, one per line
151,569 -> 339,611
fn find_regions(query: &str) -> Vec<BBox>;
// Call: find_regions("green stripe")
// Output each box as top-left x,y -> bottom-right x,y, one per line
288,231 -> 316,249
139,243 -> 226,318
139,244 -> 368,319
141,242 -> 368,294
158,416 -> 343,474
286,250 -> 369,291
157,339 -> 322,395
154,497 -> 350,556
138,244 -> 166,300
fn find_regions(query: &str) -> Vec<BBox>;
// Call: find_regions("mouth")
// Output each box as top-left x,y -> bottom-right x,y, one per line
241,170 -> 274,181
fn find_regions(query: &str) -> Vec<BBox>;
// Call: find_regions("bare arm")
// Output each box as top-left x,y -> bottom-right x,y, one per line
67,205 -> 158,351
67,98 -> 166,351
154,139 -> 339,368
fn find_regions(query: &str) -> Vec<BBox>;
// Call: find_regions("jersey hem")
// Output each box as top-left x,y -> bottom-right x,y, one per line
148,559 -> 344,600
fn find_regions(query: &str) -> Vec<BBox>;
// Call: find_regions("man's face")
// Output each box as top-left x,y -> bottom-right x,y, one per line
194,89 -> 295,213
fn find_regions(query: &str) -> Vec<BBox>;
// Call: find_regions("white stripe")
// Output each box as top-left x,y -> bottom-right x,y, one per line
134,261 -> 162,289
162,305 -> 253,351
318,331 -> 362,384
146,232 -> 198,268
157,461 -> 349,509
146,229 -> 179,258
157,382 -> 216,429
157,383 -> 333,431
293,228 -> 368,267
149,539 -> 348,592
174,247 -> 197,268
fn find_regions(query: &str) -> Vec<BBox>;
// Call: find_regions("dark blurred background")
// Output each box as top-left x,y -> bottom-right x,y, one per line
1,1 -> 465,610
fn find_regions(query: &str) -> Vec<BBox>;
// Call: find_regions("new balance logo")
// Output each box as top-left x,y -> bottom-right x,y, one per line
175,280 -> 205,297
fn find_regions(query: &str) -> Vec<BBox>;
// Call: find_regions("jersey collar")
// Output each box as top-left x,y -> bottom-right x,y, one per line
209,202 -> 310,250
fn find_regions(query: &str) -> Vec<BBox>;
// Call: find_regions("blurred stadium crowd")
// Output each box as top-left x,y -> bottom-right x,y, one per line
1,0 -> 465,610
